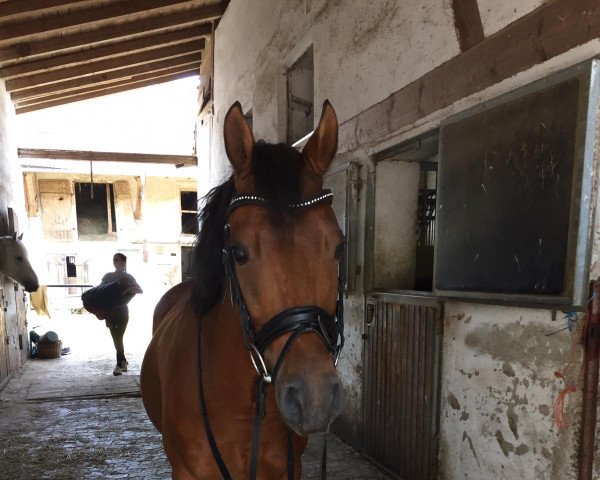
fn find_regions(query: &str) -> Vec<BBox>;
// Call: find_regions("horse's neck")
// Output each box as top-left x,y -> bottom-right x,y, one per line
203,292 -> 260,398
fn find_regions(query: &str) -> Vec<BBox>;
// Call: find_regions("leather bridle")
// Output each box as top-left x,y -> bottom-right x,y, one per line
196,189 -> 345,480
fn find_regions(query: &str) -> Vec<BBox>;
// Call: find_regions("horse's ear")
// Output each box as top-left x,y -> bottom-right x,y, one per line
302,100 -> 338,178
223,102 -> 255,180
17,233 -> 23,241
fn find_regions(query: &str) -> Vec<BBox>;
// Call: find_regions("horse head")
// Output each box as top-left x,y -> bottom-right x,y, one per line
223,101 -> 344,435
0,233 -> 39,292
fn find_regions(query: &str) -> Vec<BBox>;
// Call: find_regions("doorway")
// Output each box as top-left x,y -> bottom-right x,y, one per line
362,131 -> 443,479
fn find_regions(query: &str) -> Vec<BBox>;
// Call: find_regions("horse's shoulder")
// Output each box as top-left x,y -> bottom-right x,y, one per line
152,279 -> 197,332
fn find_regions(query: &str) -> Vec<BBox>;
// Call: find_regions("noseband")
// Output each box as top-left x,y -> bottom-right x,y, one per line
196,189 -> 345,480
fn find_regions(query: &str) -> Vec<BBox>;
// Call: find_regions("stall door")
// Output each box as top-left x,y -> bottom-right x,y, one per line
362,293 -> 443,480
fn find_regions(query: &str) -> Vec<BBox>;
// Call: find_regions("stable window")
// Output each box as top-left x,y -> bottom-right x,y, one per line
181,191 -> 198,235
74,182 -> 117,240
287,47 -> 314,145
434,60 -> 599,307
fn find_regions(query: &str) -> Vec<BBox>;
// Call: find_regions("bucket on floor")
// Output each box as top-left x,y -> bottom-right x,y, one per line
37,340 -> 63,359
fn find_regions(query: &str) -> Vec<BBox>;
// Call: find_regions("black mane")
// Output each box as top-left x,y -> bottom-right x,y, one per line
191,141 -> 304,316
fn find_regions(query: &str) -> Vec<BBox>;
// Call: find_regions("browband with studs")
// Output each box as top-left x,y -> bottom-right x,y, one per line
228,189 -> 333,215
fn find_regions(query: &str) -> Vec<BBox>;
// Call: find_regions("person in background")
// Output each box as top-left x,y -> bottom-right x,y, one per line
102,253 -> 143,376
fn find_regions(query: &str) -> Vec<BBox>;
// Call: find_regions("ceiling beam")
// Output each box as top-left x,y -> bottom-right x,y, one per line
16,68 -> 199,108
18,149 -> 197,166
6,41 -> 202,91
0,1 -> 92,18
0,0 -> 206,44
10,55 -> 200,101
11,61 -> 200,105
0,20 -> 213,68
16,71 -> 198,113
1,28 -> 203,79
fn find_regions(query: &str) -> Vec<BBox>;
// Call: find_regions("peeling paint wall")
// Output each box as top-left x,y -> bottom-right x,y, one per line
211,0 -> 460,187
209,0 -> 599,477
439,303 -> 581,480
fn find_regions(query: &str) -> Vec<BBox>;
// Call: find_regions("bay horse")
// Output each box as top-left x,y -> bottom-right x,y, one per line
0,233 -> 39,292
141,101 -> 345,479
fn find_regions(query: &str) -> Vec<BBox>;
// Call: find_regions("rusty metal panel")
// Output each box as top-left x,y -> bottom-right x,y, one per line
362,294 -> 443,480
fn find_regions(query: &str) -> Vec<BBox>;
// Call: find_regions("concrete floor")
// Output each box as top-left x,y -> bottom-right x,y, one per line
0,309 -> 390,479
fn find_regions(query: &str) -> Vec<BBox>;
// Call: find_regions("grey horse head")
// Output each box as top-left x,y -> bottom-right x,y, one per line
0,233 -> 39,292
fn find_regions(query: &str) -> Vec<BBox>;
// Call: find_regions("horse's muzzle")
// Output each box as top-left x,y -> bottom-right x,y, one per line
277,373 -> 344,435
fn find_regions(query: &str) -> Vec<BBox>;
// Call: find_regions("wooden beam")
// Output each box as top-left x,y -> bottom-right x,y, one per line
0,0 -> 210,44
0,13 -> 214,67
15,66 -> 199,106
0,1 -> 91,19
451,0 -> 485,52
6,41 -> 202,91
16,70 -> 199,112
337,0 -> 600,155
22,172 -> 39,217
18,149 -> 197,166
1,27 -> 203,79
10,55 -> 199,101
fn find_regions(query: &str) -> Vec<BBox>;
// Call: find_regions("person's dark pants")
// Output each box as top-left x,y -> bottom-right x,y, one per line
105,307 -> 129,367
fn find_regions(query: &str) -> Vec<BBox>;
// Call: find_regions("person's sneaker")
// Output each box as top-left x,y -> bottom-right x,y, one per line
121,361 -> 128,372
113,365 -> 123,376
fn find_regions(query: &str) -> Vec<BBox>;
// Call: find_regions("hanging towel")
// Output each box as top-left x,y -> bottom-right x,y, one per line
30,285 -> 51,318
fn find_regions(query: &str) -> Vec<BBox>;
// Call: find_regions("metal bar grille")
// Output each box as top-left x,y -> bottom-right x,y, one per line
363,297 -> 442,479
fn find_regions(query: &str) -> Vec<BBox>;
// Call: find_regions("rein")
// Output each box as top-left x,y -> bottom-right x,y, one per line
196,189 -> 345,480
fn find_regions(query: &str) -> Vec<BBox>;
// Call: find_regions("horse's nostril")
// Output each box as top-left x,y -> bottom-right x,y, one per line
282,381 -> 306,422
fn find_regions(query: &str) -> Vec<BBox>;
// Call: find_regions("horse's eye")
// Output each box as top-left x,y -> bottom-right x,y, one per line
16,256 -> 24,262
335,243 -> 345,260
231,246 -> 249,265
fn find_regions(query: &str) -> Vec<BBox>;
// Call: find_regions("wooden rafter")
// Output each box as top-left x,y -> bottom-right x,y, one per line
0,1 -> 94,19
0,20 -> 212,67
6,41 -> 202,91
0,0 -> 219,44
16,72 -> 198,114
0,0 -> 226,109
15,66 -> 199,106
1,28 -> 203,79
18,148 -> 197,166
10,55 -> 200,100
